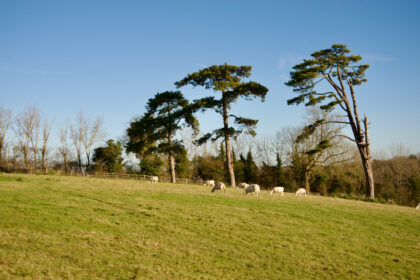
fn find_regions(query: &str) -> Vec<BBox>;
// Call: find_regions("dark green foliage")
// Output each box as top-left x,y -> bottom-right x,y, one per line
193,155 -> 225,182
311,173 -> 328,195
276,153 -> 286,186
126,91 -> 198,156
126,91 -> 198,178
234,160 -> 245,184
258,162 -> 277,190
139,154 -> 163,176
241,151 -> 258,183
92,140 -> 123,173
285,44 -> 369,138
408,175 -> 420,206
306,139 -> 332,156
286,44 -> 368,93
176,64 -> 268,187
175,64 -> 268,144
175,146 -> 189,179
217,142 -> 230,182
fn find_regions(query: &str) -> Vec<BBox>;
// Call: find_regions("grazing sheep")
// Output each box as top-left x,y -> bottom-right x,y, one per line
244,184 -> 260,196
270,186 -> 284,196
211,182 -> 226,193
416,202 -> 420,210
295,188 -> 306,196
238,182 -> 249,189
204,180 -> 215,187
149,176 -> 158,183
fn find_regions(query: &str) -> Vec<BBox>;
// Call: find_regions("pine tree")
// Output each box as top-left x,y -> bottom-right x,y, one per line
285,44 -> 374,198
126,91 -> 198,182
175,64 -> 268,187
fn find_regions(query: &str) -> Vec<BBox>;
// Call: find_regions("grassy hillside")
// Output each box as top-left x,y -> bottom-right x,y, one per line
0,173 -> 419,279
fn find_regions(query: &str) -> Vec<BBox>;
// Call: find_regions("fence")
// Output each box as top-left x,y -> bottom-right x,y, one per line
92,172 -> 205,185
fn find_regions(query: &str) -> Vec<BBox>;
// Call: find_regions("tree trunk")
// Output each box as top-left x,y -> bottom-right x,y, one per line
41,151 -> 46,172
169,152 -> 176,183
33,150 -> 37,170
86,152 -> 91,169
362,157 -> 375,198
222,96 -> 236,187
357,116 -> 375,198
63,156 -> 67,173
167,134 -> 176,183
23,147 -> 29,168
77,153 -> 82,171
304,171 -> 310,193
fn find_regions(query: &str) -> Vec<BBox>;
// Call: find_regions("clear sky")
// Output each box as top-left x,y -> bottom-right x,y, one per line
1,0 -> 419,156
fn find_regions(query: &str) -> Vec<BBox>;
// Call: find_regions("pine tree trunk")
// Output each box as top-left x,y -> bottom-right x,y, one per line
363,158 -> 375,198
169,152 -> 176,183
222,97 -> 236,187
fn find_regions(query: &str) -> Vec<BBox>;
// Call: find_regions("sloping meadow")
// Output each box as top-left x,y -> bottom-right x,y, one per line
0,174 -> 419,279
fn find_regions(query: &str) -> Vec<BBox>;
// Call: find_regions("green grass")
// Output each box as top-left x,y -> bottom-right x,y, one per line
0,173 -> 419,279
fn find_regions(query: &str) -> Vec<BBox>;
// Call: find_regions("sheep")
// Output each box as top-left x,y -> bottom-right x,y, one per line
244,184 -> 260,196
295,188 -> 306,196
149,176 -> 158,183
211,182 -> 226,193
416,202 -> 420,210
269,186 -> 284,196
237,182 -> 249,189
204,180 -> 215,187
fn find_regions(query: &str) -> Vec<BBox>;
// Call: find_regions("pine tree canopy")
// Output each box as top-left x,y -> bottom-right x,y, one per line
175,63 -> 268,144
285,44 -> 369,110
126,91 -> 198,157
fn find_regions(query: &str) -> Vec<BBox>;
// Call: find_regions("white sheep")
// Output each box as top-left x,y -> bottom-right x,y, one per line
204,180 -> 215,187
244,184 -> 260,196
237,182 -> 249,189
270,186 -> 284,196
295,188 -> 306,196
149,176 -> 158,183
211,182 -> 226,193
416,202 -> 420,210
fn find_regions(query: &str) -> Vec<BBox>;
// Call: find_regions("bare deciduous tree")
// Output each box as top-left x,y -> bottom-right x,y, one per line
82,116 -> 104,169
41,119 -> 54,172
15,106 -> 40,169
286,109 -> 352,192
59,124 -> 70,172
70,112 -> 104,171
70,113 -> 85,170
0,107 -> 12,163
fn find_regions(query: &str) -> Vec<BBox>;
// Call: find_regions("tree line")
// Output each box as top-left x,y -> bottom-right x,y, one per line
1,44 -> 419,206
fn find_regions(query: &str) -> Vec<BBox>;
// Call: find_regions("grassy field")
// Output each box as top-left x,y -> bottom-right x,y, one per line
0,173 -> 419,279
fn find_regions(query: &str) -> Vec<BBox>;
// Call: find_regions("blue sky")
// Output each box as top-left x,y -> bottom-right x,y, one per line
1,0 -> 419,155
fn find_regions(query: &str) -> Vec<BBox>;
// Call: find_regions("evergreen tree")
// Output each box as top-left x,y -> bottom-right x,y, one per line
126,91 -> 198,182
92,139 -> 123,173
175,146 -> 189,179
276,153 -> 286,186
244,150 -> 258,183
285,44 -> 374,198
175,64 -> 268,187
139,154 -> 163,176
